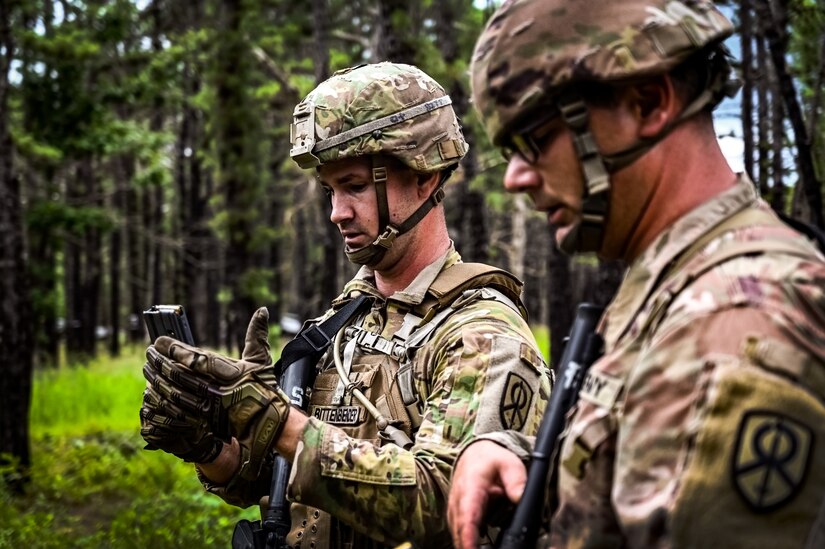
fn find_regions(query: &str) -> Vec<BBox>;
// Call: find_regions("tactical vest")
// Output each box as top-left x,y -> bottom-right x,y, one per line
287,263 -> 526,549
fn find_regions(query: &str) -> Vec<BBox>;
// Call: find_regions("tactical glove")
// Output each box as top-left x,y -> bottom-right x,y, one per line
143,307 -> 291,479
140,384 -> 223,463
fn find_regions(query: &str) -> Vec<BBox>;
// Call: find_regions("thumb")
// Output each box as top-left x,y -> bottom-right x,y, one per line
241,307 -> 272,365
499,459 -> 528,504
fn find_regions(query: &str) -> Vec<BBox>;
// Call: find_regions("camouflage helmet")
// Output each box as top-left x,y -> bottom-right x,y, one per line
290,62 -> 468,267
290,62 -> 467,172
471,0 -> 735,145
471,0 -> 737,255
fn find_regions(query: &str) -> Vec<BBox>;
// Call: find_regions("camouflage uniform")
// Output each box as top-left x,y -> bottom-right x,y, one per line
203,63 -> 552,549
482,176 -> 825,547
202,244 -> 551,548
467,0 -> 825,546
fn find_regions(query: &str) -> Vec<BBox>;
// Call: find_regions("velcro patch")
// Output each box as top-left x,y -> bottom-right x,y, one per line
578,370 -> 622,410
312,405 -> 363,426
732,410 -> 813,512
500,372 -> 534,431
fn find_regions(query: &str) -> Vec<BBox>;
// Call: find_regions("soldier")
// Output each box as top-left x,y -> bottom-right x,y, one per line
448,1 -> 825,548
140,62 -> 551,549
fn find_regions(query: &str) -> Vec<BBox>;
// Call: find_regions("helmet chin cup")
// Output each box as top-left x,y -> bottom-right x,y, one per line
345,245 -> 387,266
344,225 -> 399,266
558,209 -> 607,255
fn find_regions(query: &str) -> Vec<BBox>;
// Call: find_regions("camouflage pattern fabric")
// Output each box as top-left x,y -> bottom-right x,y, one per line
294,62 -> 467,173
470,0 -> 733,144
478,175 -> 825,547
202,246 -> 552,548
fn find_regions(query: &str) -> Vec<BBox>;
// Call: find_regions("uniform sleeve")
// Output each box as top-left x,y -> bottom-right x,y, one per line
463,430 -> 536,462
287,302 -> 552,547
612,279 -> 825,547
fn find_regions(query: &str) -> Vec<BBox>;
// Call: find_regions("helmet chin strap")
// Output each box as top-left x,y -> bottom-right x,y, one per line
556,96 -> 611,255
345,157 -> 449,266
556,62 -> 737,255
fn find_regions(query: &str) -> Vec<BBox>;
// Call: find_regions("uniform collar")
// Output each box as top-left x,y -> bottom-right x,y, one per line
602,173 -> 758,347
334,242 -> 462,307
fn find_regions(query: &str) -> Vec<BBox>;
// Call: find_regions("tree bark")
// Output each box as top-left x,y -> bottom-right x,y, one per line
0,0 -> 34,491
109,158 -> 127,356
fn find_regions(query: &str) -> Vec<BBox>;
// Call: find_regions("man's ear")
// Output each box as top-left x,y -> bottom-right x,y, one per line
628,74 -> 680,138
416,171 -> 441,198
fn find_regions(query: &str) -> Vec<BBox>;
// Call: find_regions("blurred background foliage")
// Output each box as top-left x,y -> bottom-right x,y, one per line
1,0 -> 823,545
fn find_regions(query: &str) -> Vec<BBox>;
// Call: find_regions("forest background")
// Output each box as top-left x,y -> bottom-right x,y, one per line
1,0 -> 823,546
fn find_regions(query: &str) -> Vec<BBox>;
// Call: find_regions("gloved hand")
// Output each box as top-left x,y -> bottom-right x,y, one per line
140,383 -> 223,463
142,307 -> 291,479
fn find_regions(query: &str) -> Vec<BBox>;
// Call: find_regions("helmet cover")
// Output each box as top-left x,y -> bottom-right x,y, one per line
471,0 -> 734,145
291,62 -> 467,172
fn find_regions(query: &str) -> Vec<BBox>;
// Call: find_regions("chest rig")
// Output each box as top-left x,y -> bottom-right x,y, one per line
288,263 -> 526,549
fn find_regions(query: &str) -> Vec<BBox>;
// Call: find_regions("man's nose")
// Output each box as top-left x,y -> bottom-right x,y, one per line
503,154 -> 539,194
329,193 -> 352,225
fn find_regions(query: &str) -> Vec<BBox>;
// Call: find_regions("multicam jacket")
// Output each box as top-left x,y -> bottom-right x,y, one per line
207,245 -> 551,549
483,175 -> 825,548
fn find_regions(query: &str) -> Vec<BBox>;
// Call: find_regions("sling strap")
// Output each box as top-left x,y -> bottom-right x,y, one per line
275,295 -> 372,376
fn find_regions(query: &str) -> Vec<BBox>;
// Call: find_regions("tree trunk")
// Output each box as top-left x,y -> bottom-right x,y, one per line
754,0 -> 823,227
375,0 -> 418,64
769,58 -> 785,212
740,0 -> 755,181
508,194 -> 528,282
109,158 -> 127,356
0,0 -> 34,491
756,33 -> 770,196
214,0 -> 259,353
127,183 -> 147,342
312,0 -> 340,312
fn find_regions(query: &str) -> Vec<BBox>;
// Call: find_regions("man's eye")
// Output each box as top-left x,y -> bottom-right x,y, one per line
349,183 -> 368,193
322,187 -> 333,198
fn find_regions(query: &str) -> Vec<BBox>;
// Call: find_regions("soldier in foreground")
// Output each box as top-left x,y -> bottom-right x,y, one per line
140,62 -> 551,548
448,1 -> 825,547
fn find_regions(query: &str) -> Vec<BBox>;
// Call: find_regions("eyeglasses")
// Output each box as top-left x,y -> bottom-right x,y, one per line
500,111 -> 561,165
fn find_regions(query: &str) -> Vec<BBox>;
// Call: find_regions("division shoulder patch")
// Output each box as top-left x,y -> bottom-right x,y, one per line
731,409 -> 813,513
500,371 -> 534,431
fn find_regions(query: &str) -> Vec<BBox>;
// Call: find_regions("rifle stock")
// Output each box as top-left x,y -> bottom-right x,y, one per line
496,303 -> 604,549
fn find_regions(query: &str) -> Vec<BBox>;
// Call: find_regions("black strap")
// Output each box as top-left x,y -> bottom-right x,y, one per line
275,295 -> 372,374
777,211 -> 825,254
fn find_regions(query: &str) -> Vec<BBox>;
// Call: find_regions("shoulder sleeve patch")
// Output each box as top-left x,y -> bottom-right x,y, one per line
732,410 -> 813,512
473,335 -> 545,435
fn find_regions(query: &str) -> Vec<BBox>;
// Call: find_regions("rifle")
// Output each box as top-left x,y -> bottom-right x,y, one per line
496,303 -> 604,549
232,296 -> 371,549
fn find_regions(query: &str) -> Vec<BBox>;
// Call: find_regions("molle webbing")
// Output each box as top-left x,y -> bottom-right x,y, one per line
338,262 -> 527,432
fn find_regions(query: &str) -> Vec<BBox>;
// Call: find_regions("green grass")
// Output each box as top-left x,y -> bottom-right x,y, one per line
3,328 -> 551,548
1,345 -> 257,548
531,324 -> 550,363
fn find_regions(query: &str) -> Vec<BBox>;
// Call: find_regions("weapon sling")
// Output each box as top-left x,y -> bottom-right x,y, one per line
232,295 -> 372,549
